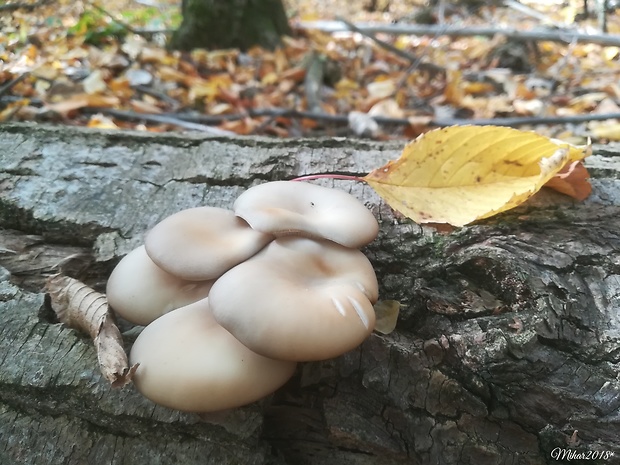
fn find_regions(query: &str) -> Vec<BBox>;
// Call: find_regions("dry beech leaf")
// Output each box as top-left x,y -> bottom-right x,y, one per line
373,300 -> 401,335
545,160 -> 591,201
364,126 -> 591,226
45,275 -> 137,387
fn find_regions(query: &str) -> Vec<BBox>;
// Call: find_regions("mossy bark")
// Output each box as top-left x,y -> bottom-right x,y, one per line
1,123 -> 620,464
169,0 -> 290,51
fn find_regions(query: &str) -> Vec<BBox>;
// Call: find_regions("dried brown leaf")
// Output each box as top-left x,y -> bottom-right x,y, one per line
45,274 -> 137,387
544,160 -> 592,200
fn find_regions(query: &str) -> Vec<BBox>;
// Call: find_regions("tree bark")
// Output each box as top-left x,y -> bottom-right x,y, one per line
1,123 -> 619,465
169,0 -> 290,51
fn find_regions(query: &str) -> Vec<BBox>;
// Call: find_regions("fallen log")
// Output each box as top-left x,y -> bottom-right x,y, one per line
1,123 -> 619,464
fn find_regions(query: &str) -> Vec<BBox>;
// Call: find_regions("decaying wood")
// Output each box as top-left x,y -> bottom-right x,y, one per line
1,123 -> 620,465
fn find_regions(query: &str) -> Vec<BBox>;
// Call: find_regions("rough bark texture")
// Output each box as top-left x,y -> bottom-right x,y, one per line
169,0 -> 290,51
1,123 -> 620,465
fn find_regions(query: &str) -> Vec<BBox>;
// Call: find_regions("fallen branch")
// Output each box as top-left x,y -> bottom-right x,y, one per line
82,108 -> 236,135
298,20 -> 620,47
174,108 -> 620,129
11,97 -> 620,132
503,0 -> 571,29
0,0 -> 53,12
0,73 -> 30,97
134,85 -> 180,109
92,3 -> 139,34
404,111 -> 620,128
336,16 -> 444,74
91,3 -> 174,38
89,106 -> 620,131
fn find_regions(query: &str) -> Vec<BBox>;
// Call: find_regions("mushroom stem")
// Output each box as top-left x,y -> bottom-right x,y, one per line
289,174 -> 366,182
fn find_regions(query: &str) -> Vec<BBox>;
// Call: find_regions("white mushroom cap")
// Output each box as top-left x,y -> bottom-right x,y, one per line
145,207 -> 273,281
209,237 -> 378,362
106,246 -> 214,325
233,181 -> 379,248
129,299 -> 296,412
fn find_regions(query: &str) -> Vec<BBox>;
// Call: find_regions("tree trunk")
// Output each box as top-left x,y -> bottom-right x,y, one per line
169,0 -> 290,51
1,123 -> 619,465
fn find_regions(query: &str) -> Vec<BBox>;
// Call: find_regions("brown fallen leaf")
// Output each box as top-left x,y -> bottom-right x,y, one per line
45,94 -> 121,115
45,274 -> 137,387
545,160 -> 592,201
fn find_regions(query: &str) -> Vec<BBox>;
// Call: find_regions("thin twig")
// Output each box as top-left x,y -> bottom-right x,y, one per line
91,3 -> 172,38
0,73 -> 30,97
336,16 -> 418,63
134,85 -> 180,109
83,108 -> 236,135
503,0 -> 570,29
169,108 -> 349,124
0,0 -> 53,12
0,95 -> 43,106
298,20 -> 620,47
92,3 -> 139,34
166,108 -> 620,129
428,112 -> 620,127
336,16 -> 444,74
397,23 -> 449,89
25,102 -> 620,131
290,174 -> 365,182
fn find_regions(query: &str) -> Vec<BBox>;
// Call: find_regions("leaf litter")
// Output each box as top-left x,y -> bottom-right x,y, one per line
1,0 -> 620,141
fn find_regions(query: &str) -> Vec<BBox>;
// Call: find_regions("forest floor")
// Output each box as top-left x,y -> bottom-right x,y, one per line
2,0 -> 620,142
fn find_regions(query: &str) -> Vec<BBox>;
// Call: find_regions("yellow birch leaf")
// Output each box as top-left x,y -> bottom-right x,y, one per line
364,126 -> 591,226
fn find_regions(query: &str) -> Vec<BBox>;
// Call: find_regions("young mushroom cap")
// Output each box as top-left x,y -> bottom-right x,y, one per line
129,299 -> 297,413
233,181 -> 379,248
209,237 -> 379,362
106,246 -> 214,326
145,207 -> 273,281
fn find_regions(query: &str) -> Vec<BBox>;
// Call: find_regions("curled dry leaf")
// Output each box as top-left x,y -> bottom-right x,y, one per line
45,274 -> 137,387
373,300 -> 401,335
545,160 -> 591,201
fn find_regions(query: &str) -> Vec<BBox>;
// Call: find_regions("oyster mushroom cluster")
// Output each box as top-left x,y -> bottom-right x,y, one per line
106,181 -> 379,413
